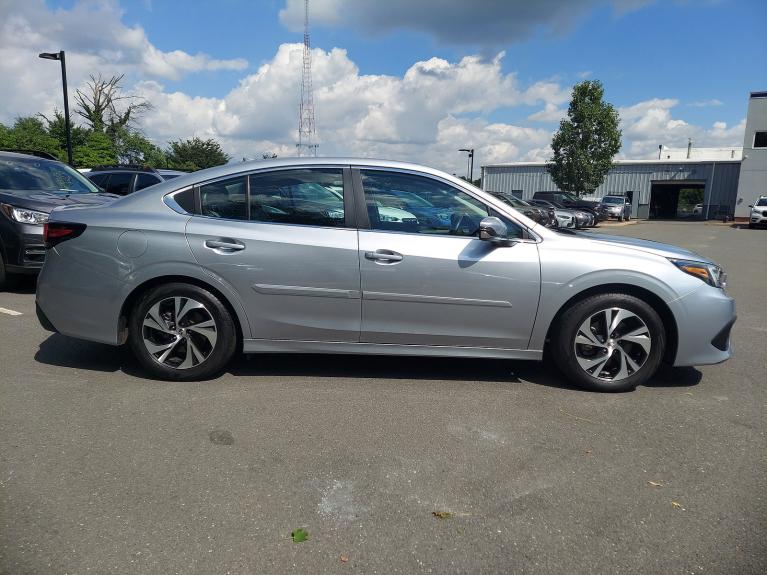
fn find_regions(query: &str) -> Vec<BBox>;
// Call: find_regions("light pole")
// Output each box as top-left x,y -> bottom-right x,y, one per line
39,50 -> 73,166
459,148 -> 474,182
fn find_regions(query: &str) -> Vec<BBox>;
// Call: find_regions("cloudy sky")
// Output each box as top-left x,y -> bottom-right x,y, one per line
0,0 -> 764,174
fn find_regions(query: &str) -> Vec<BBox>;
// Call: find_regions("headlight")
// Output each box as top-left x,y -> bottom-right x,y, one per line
669,258 -> 726,288
0,204 -> 49,224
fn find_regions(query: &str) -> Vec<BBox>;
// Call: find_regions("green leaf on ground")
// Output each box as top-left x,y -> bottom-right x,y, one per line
291,528 -> 309,543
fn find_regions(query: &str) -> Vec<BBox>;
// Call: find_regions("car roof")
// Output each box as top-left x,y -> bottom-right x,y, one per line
0,150 -> 59,163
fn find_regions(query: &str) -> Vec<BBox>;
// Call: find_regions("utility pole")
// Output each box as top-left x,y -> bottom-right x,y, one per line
297,0 -> 317,156
39,50 -> 73,166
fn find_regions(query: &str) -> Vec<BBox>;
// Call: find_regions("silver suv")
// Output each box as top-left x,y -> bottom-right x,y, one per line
36,158 -> 735,392
600,195 -> 632,221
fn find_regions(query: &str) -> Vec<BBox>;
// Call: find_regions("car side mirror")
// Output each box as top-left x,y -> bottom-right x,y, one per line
479,216 -> 513,246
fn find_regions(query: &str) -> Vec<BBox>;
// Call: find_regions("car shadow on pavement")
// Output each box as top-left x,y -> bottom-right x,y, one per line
35,334 -> 137,374
229,354 -> 701,391
34,334 -> 701,391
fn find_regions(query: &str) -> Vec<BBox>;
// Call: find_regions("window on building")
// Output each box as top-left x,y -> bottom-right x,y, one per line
754,131 -> 767,148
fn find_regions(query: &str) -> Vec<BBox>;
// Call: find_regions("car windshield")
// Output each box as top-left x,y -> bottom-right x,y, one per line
602,197 -> 624,204
756,198 -> 767,206
0,158 -> 99,193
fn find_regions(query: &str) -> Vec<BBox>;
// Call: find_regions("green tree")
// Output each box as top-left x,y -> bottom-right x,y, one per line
1,117 -> 63,159
166,137 -> 230,171
113,128 -> 168,166
547,80 -> 621,196
40,110 -> 89,155
73,130 -> 116,167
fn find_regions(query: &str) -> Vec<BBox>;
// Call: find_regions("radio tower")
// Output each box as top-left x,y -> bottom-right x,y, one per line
297,0 -> 317,156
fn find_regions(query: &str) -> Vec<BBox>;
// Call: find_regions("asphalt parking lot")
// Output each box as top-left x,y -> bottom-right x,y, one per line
1,221 -> 765,574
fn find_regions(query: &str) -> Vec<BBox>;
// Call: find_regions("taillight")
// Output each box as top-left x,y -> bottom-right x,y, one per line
44,222 -> 86,249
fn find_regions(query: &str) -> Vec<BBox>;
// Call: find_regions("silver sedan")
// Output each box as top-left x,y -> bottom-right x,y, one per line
36,158 -> 735,392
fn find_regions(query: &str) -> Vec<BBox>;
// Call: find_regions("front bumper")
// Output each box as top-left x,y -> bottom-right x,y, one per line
670,285 -> 736,367
749,212 -> 767,225
0,220 -> 45,272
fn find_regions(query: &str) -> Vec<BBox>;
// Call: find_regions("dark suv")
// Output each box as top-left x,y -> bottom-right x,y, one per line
85,165 -> 186,196
532,191 -> 604,221
0,151 -> 117,288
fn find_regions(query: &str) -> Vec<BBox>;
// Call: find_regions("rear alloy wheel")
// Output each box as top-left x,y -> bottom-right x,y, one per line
129,283 -> 237,380
552,293 -> 665,392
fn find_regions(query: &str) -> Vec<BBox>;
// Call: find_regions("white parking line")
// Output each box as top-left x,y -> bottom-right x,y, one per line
0,307 -> 23,316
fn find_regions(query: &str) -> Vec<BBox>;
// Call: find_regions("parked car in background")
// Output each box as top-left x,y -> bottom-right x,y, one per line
600,195 -> 632,221
85,165 -> 187,196
36,157 -> 735,392
533,191 -> 604,222
489,192 -> 552,226
529,198 -> 588,228
692,203 -> 703,216
0,151 -> 117,288
748,196 -> 767,229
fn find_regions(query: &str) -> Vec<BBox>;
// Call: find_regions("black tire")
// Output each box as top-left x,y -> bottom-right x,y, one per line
129,283 -> 237,381
618,215 -> 624,222
748,223 -> 755,229
551,292 -> 666,392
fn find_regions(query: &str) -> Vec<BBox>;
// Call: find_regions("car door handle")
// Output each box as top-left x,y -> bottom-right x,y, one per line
205,239 -> 245,252
365,250 -> 403,263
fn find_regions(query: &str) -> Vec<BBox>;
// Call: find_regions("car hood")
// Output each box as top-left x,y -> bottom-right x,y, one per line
574,232 -> 714,263
0,189 -> 119,213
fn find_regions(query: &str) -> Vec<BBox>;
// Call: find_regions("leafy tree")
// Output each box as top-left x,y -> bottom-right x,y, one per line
166,137 -> 230,171
73,130 -> 116,167
40,110 -> 89,154
113,128 -> 168,166
0,117 -> 63,159
547,80 -> 621,196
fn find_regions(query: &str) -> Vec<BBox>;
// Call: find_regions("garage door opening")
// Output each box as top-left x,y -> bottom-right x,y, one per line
649,183 -> 705,219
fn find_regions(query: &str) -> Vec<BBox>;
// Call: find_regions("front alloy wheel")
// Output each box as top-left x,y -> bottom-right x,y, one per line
573,308 -> 651,382
552,292 -> 666,392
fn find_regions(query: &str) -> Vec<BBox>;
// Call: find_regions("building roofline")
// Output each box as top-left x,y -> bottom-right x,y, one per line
482,158 -> 742,169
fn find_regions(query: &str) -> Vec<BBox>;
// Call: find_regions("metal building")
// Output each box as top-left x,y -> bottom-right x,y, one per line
734,91 -> 767,219
482,158 -> 741,220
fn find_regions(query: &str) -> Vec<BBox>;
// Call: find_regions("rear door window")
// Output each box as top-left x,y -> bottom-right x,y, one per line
103,173 -> 134,195
249,168 -> 346,227
87,173 -> 109,187
200,176 -> 248,220
135,173 -> 162,191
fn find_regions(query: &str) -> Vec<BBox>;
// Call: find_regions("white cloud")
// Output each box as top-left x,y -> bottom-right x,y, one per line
618,98 -> 744,158
689,98 -> 724,107
135,44 -> 565,173
0,0 -> 247,126
0,1 -> 745,175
